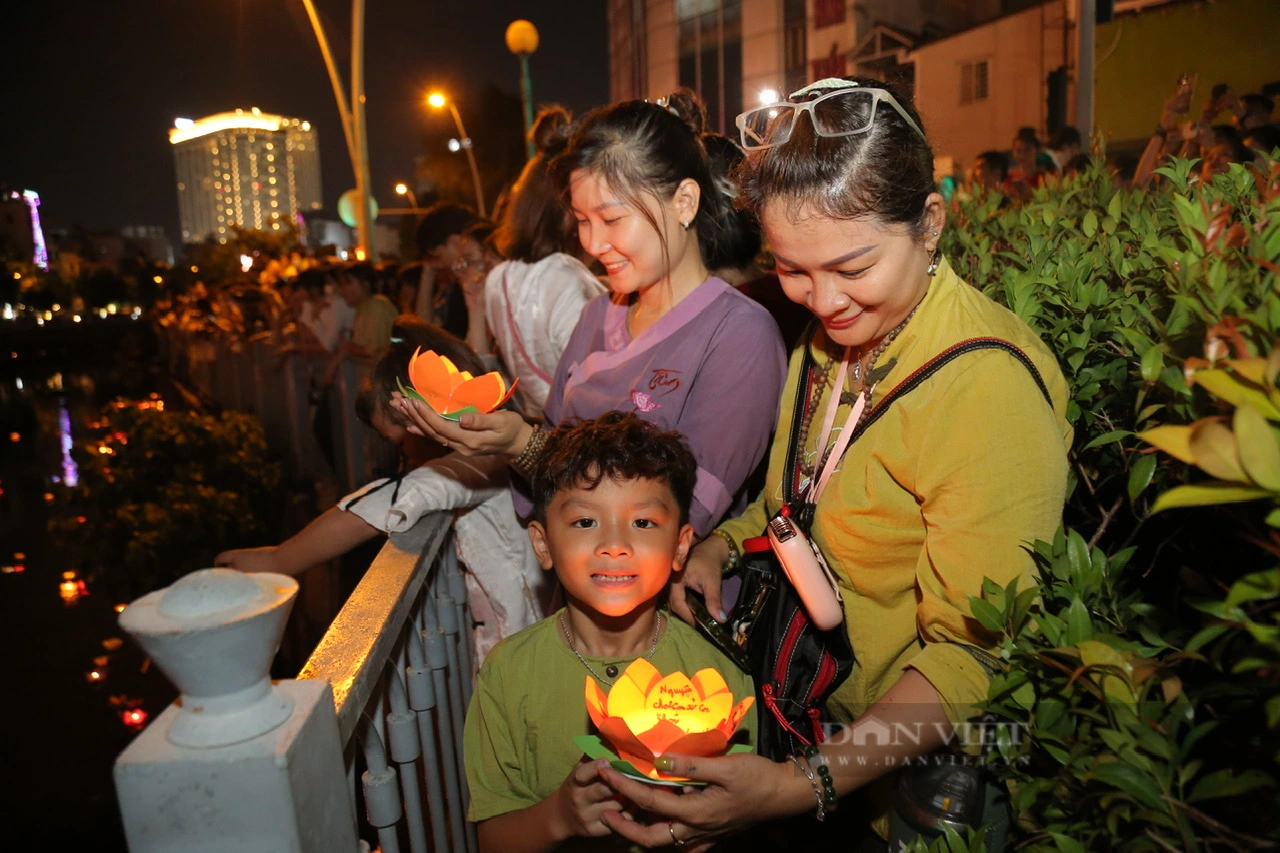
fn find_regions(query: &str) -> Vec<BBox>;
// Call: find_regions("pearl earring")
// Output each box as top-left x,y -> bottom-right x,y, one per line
681,220 -> 692,230
926,248 -> 940,276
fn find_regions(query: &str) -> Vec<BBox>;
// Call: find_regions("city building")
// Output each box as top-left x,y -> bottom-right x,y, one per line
608,0 -> 1279,172
0,188 -> 49,270
169,108 -> 322,245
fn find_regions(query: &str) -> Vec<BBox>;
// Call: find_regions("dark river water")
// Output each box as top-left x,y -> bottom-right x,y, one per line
0,318 -> 176,849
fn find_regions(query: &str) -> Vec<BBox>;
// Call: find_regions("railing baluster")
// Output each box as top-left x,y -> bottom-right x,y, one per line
423,619 -> 467,851
357,714 -> 402,853
385,662 -> 430,853
406,614 -> 451,853
443,551 -> 474,701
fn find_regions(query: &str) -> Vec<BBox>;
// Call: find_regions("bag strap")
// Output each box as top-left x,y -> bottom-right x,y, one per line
783,335 -> 1053,516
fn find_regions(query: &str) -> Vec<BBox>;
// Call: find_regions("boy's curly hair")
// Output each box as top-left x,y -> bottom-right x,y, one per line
532,412 -> 697,525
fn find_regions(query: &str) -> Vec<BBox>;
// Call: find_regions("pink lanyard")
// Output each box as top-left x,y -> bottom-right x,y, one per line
806,346 -> 869,506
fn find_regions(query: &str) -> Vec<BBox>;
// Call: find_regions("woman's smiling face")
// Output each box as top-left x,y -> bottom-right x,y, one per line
760,198 -> 942,349
569,169 -> 687,296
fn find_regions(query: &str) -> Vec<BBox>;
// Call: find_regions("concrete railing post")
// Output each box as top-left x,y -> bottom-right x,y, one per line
113,569 -> 357,851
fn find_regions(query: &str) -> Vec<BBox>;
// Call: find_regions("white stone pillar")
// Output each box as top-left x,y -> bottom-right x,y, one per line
113,569 -> 358,852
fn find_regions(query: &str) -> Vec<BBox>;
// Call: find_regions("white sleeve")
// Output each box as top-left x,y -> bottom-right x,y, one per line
338,453 -> 510,533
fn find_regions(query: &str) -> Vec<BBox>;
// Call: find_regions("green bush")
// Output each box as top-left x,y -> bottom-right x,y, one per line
929,156 -> 1280,851
51,401 -> 281,603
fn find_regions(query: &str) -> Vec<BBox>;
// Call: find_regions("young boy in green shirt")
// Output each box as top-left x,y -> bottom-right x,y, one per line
463,412 -> 756,852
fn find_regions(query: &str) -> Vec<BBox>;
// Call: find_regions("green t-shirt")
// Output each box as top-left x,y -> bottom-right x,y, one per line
464,608 -> 757,839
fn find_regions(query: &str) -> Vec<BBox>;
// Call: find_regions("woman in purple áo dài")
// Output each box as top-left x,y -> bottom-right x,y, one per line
396,90 -> 786,538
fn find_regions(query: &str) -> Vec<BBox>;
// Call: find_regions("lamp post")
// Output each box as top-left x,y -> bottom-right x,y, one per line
394,182 -> 419,212
427,92 -> 486,218
505,20 -> 540,161
297,0 -> 374,258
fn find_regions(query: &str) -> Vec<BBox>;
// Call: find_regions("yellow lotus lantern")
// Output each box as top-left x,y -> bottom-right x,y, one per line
398,348 -> 517,421
582,659 -> 754,782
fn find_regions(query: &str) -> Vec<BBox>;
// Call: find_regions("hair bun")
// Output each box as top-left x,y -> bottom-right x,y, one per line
663,88 -> 707,136
532,105 -> 573,158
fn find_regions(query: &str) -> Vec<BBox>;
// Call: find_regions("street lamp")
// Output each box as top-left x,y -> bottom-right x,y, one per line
505,20 -> 540,160
297,0 -> 374,258
427,92 -> 486,218
394,182 -> 419,212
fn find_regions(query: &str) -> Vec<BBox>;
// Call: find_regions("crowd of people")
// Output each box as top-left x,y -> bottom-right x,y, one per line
150,71 -> 1278,851
964,77 -> 1278,201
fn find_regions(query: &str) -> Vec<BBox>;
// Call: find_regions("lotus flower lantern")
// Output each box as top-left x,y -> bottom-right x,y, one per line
584,659 -> 754,781
398,348 -> 517,421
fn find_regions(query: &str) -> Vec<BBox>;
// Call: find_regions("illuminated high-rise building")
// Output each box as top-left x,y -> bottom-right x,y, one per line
169,108 -> 322,244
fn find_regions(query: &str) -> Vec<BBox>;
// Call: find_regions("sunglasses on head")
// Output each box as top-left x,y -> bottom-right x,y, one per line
735,83 -> 926,152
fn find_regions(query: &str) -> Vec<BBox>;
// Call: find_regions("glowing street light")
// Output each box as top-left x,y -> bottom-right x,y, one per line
759,89 -> 780,105
427,92 -> 486,218
505,20 -> 540,160
394,181 -> 420,214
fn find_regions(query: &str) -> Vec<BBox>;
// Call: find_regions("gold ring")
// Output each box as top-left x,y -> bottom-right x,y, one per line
667,822 -> 685,847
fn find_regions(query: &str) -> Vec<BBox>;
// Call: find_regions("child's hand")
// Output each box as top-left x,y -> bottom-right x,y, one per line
214,546 -> 283,575
550,758 -> 625,841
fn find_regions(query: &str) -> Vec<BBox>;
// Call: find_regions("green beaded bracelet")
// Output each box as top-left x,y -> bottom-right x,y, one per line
799,744 -> 839,816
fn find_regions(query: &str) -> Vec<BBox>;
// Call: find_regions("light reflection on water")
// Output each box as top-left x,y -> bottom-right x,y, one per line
57,397 -> 79,487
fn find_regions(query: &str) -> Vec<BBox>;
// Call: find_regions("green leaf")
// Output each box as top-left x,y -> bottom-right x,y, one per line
1127,453 -> 1157,504
1234,404 -> 1280,490
1137,424 -> 1196,464
1082,210 -> 1098,237
1108,191 -> 1123,220
1089,761 -> 1169,810
1151,481 -> 1271,513
1187,768 -> 1275,803
1224,570 -> 1280,609
1139,345 -> 1164,382
1049,834 -> 1087,853
969,597 -> 1005,634
1195,370 -> 1280,419
1065,597 -> 1094,645
1082,429 -> 1133,451
1189,418 -> 1247,482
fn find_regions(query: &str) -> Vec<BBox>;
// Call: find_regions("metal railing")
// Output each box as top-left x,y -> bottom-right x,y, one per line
300,516 -> 477,853
143,328 -> 477,851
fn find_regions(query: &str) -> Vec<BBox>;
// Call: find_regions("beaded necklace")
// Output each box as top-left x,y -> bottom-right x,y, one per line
797,303 -> 919,479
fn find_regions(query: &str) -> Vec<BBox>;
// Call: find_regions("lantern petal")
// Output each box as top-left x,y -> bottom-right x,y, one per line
634,718 -> 694,756
662,729 -> 730,758
585,678 -> 609,729
598,717 -> 657,764
608,659 -> 660,717
717,697 -> 755,738
448,373 -> 509,414
618,658 -> 663,695
409,349 -> 452,397
691,668 -> 731,701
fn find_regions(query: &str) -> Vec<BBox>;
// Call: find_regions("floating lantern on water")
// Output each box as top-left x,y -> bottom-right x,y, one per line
122,707 -> 148,730
398,348 -> 516,421
579,659 -> 753,782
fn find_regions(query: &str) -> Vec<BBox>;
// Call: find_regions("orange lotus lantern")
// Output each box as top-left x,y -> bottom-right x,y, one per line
398,348 -> 517,421
582,658 -> 753,782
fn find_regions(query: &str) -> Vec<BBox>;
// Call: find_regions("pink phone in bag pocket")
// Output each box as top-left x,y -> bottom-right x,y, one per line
767,511 -> 844,631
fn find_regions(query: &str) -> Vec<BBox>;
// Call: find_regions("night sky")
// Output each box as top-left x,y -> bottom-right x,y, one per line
3,0 -> 609,246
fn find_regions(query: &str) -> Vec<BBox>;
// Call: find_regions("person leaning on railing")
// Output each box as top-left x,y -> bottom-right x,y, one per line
215,316 -> 549,662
